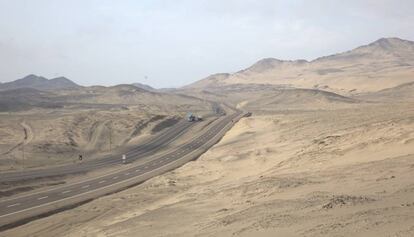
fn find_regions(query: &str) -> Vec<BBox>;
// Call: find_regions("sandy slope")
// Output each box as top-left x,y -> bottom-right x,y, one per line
176,84 -> 361,113
0,109 -> 173,170
357,81 -> 414,102
4,102 -> 414,237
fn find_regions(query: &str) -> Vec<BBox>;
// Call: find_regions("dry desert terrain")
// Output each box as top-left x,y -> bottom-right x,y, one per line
1,37 -> 414,237
3,101 -> 414,237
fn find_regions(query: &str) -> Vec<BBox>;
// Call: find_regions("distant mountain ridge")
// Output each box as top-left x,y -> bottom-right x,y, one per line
0,74 -> 81,91
0,82 -> 210,112
186,37 -> 414,94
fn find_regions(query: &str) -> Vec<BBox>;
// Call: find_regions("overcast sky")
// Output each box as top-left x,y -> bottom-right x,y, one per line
0,0 -> 413,88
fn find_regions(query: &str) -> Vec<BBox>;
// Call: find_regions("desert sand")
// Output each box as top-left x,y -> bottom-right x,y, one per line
3,101 -> 414,237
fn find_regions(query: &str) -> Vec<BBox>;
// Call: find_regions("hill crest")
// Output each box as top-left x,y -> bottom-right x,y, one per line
0,74 -> 81,91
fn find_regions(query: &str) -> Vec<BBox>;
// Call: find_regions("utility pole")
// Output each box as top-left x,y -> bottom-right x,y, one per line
109,122 -> 112,152
22,141 -> 25,169
22,118 -> 26,170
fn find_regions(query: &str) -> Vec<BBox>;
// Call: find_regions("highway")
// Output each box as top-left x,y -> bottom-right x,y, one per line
0,111 -> 244,229
0,117 -> 198,183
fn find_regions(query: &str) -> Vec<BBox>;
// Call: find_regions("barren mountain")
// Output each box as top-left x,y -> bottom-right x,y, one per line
186,38 -> 414,95
0,74 -> 81,91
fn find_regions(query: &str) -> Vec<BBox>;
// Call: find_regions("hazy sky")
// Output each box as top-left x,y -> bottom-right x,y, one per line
0,0 -> 413,88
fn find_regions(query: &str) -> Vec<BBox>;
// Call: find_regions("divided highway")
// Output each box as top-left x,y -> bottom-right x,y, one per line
0,111 -> 244,229
0,118 -> 198,183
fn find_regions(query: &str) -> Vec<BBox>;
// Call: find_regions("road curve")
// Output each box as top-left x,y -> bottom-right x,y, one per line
0,111 -> 245,230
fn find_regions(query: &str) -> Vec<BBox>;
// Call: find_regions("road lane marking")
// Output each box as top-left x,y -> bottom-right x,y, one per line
135,169 -> 140,172
0,115 -> 238,218
7,203 -> 20,208
82,185 -> 90,189
61,190 -> 71,194
99,180 -> 106,184
0,118 -> 202,202
37,196 -> 48,200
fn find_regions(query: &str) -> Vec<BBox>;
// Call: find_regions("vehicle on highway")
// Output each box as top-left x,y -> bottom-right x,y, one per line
186,112 -> 203,122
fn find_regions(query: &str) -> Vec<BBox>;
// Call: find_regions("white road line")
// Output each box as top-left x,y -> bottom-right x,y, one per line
135,169 -> 140,172
0,118 -> 233,217
37,196 -> 48,200
113,176 -> 118,179
99,180 -> 106,184
61,190 -> 71,194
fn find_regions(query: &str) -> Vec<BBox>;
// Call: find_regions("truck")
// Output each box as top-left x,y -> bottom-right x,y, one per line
187,112 -> 203,122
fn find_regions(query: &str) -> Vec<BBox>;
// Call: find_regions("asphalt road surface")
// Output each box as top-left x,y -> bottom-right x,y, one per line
0,111 -> 244,229
0,118 -> 198,183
